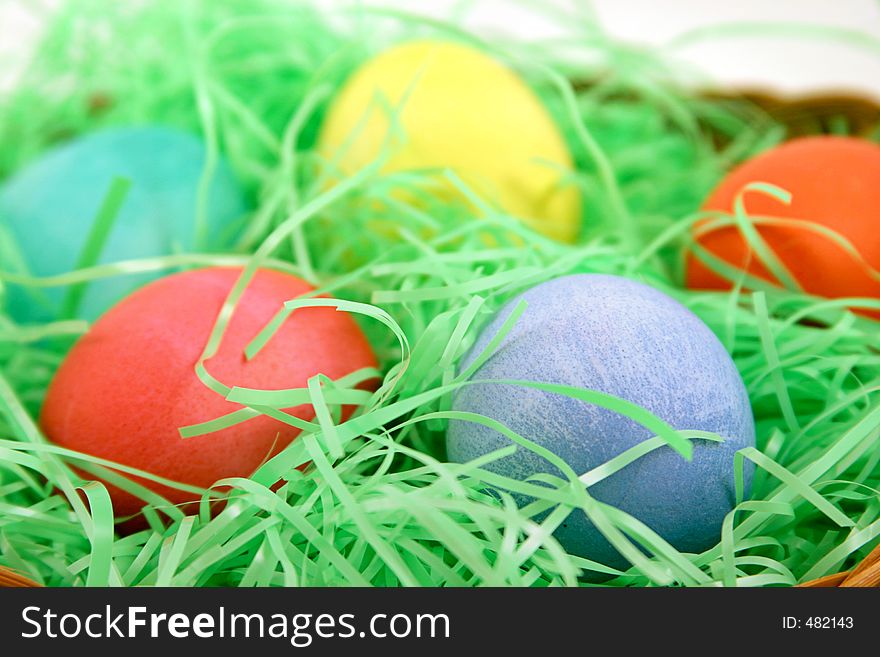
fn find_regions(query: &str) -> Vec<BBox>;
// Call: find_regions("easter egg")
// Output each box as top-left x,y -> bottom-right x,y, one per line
317,40 -> 580,242
446,274 -> 755,569
0,126 -> 248,322
40,267 -> 377,518
685,136 -> 880,317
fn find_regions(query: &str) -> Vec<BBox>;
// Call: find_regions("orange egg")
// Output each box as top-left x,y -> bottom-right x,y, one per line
685,136 -> 880,318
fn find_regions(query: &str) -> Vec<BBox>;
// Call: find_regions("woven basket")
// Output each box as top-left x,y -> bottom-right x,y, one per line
797,544 -> 880,588
708,90 -> 880,138
0,566 -> 42,588
0,90 -> 877,590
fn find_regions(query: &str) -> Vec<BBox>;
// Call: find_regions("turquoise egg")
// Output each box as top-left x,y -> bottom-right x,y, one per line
0,126 -> 248,322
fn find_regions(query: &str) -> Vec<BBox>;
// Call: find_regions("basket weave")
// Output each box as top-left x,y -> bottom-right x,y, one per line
797,544 -> 880,588
0,566 -> 42,587
709,90 -> 880,139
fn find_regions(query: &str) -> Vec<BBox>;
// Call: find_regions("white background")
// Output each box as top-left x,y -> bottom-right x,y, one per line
2,0 -> 880,99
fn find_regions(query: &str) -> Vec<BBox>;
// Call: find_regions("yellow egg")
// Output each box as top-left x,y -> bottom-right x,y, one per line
317,40 -> 581,242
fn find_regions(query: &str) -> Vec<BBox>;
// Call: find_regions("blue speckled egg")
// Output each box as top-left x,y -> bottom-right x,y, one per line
0,126 -> 248,322
447,274 -> 755,569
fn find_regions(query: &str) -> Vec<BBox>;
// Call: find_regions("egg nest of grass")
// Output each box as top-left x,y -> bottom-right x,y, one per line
0,0 -> 879,587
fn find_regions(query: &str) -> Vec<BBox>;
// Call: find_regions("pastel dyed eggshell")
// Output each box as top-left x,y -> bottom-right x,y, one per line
40,267 -> 378,518
0,126 -> 248,322
447,274 -> 755,568
317,40 -> 581,242
686,136 -> 880,318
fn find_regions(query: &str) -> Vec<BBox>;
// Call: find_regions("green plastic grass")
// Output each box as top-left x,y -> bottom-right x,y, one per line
1,0 -> 879,587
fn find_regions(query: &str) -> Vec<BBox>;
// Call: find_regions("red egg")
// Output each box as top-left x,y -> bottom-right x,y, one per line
40,267 -> 378,518
686,136 -> 880,318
